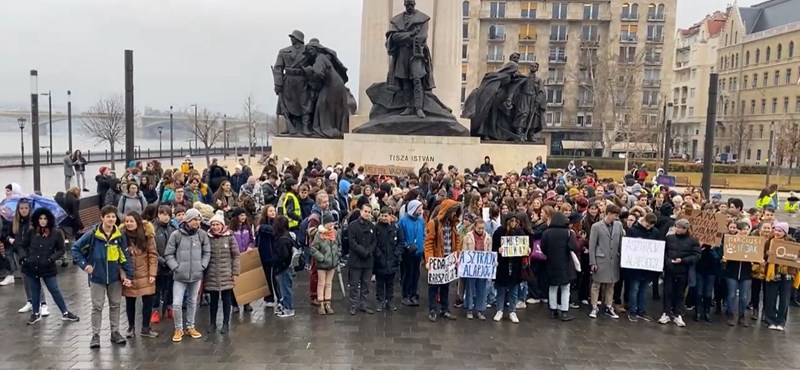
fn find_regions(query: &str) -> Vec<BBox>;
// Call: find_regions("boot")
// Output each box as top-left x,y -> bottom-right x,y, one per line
738,315 -> 750,328
726,314 -> 736,326
324,301 -> 334,314
219,323 -> 229,334
702,298 -> 712,323
317,302 -> 327,315
560,311 -> 574,322
694,303 -> 701,322
550,310 -> 558,319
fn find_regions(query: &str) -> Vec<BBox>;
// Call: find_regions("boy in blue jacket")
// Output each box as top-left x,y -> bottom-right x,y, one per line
72,205 -> 133,349
399,200 -> 425,306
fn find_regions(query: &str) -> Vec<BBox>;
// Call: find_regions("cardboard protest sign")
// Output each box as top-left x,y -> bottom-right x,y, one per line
457,250 -> 497,279
723,234 -> 765,263
684,209 -> 728,246
232,249 -> 270,305
621,237 -> 666,272
363,164 -> 414,177
501,235 -> 530,257
428,253 -> 458,284
768,239 -> 800,269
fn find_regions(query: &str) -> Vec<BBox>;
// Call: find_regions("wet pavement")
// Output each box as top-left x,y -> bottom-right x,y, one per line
1,265 -> 799,370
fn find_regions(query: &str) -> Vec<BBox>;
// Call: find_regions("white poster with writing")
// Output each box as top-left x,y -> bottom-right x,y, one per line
457,250 -> 497,279
621,237 -> 666,272
501,235 -> 530,257
428,253 -> 458,285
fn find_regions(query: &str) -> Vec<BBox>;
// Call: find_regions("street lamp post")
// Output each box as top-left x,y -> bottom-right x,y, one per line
39,91 -> 53,163
223,114 -> 228,160
18,118 -> 26,166
158,126 -> 163,156
67,90 -> 73,153
169,106 -> 174,165
189,104 -> 198,154
663,102 -> 674,173
30,70 -> 42,194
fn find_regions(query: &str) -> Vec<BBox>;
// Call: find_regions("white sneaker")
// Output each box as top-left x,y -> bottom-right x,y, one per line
40,304 -> 50,317
777,325 -> 785,332
769,324 -> 779,330
657,313 -> 671,324
264,301 -> 277,308
581,300 -> 589,305
509,312 -> 519,324
589,307 -> 598,318
541,299 -> 548,303
18,302 -> 32,313
493,311 -> 503,322
526,298 -> 540,304
605,306 -> 619,319
674,315 -> 686,327
515,301 -> 527,309
0,275 -> 14,286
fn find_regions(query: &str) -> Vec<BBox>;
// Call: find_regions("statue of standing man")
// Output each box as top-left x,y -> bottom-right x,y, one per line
273,30 -> 312,135
386,0 -> 436,119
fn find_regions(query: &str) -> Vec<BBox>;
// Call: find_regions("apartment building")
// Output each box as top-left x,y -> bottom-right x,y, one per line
671,11 -> 727,160
716,0 -> 800,165
462,0 -> 677,156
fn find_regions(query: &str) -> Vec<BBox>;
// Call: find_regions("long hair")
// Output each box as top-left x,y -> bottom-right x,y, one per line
213,180 -> 232,202
124,211 -> 148,252
12,199 -> 32,236
273,215 -> 289,237
230,211 -> 252,231
259,205 -> 276,226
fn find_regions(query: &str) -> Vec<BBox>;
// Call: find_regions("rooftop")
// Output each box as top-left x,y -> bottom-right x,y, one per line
740,0 -> 800,34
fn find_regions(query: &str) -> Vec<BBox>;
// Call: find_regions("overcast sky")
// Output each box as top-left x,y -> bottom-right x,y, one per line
0,0 -> 763,117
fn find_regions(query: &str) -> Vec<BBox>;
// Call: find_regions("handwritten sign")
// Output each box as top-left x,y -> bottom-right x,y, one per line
656,175 -> 676,187
428,253 -> 458,285
768,239 -> 800,269
482,207 -> 490,221
501,235 -> 530,257
363,164 -> 414,177
621,237 -> 665,272
724,234 -> 765,263
457,251 -> 497,279
685,209 -> 728,246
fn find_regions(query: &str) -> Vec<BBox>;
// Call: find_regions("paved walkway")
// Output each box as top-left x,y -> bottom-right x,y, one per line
0,266 -> 798,369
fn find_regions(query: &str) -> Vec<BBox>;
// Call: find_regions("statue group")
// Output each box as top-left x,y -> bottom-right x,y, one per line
272,0 -> 542,141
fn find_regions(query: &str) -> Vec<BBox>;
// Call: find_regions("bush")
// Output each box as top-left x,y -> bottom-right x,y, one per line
547,157 -> 767,175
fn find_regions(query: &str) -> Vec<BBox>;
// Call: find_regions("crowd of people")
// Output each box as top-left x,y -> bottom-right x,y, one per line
0,153 -> 799,349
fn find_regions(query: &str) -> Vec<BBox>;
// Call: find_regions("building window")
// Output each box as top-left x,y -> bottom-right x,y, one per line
787,68 -> 793,85
648,3 -> 666,20
519,45 -> 535,62
619,46 -> 636,63
545,111 -> 562,126
688,107 -> 694,116
552,2 -> 568,19
778,43 -> 783,59
461,65 -> 467,83
488,24 -> 505,40
521,2 -> 536,19
761,99 -> 766,114
756,149 -> 762,161
583,3 -> 599,20
462,44 -> 468,60
775,70 -> 781,85
581,25 -> 599,41
646,25 -> 664,42
753,73 -> 758,88
743,75 -> 748,89
547,68 -> 564,84
796,97 -> 800,112
489,1 -> 506,18
745,50 -> 750,66
790,41 -> 795,58
759,124 -> 764,138
487,44 -> 504,61
766,46 -> 771,62
577,112 -> 593,127
520,24 -> 536,41
550,24 -> 568,41
784,97 -> 790,113
461,87 -> 466,103
620,24 -> 638,42
747,149 -> 752,160
741,100 -> 746,115
547,89 -> 564,104
642,91 -> 659,106
462,1 -> 469,18
646,47 -> 662,63
689,88 -> 696,98
723,101 -> 729,115
578,87 -> 594,105
750,100 -> 756,114
763,72 -> 769,87
549,46 -> 566,63
756,48 -> 760,63
691,69 -> 697,79
735,53 -> 739,67
772,98 -> 778,113
462,23 -> 469,39
622,3 -> 639,19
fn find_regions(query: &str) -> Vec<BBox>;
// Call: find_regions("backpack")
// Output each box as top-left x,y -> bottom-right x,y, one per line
121,196 -> 144,212
296,213 -> 318,248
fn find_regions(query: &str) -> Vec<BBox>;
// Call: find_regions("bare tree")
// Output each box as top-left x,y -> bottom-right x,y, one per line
81,94 -> 125,170
186,108 -> 223,167
728,113 -> 752,174
243,96 -> 258,165
776,116 -> 800,184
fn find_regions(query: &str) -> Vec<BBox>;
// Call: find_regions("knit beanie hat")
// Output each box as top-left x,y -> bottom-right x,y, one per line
184,208 -> 202,223
322,212 -> 334,225
407,200 -> 422,216
209,210 -> 226,226
774,221 -> 790,235
675,219 -> 690,229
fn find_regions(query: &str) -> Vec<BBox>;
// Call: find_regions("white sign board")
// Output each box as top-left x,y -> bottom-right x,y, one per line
501,235 -> 530,257
428,253 -> 458,284
457,251 -> 497,279
621,237 -> 665,272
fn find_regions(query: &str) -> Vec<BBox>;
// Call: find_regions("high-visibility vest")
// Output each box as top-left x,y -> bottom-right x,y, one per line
784,201 -> 799,213
281,192 -> 301,228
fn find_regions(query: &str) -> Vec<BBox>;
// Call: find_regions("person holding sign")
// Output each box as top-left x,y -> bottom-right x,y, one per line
424,199 -> 462,322
763,222 -> 800,331
624,213 -> 661,323
492,213 -> 528,323
588,205 -> 623,320
460,218 -> 493,320
541,212 -> 578,322
723,221 -> 755,327
657,219 -> 700,328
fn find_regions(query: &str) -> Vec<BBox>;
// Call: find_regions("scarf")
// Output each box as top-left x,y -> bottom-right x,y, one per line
209,226 -> 229,237
472,230 -> 485,251
320,227 -> 336,241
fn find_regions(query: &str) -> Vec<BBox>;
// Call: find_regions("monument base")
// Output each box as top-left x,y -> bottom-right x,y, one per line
272,134 -> 548,175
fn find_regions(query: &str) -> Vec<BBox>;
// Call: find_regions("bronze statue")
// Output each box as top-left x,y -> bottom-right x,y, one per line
273,30 -> 310,136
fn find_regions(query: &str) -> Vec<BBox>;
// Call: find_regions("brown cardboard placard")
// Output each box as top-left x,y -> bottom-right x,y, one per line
363,164 -> 414,177
684,209 -> 728,246
768,239 -> 800,269
723,234 -> 765,263
232,249 -> 270,305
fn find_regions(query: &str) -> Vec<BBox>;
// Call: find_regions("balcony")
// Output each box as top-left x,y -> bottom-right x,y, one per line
486,54 -> 505,63
580,35 -> 601,44
646,35 -> 664,44
620,34 -> 638,43
578,99 -> 594,108
643,79 -> 661,87
674,61 -> 689,69
488,33 -> 506,42
647,14 -> 666,22
546,77 -> 565,85
645,56 -> 663,65
621,13 -> 639,22
619,57 -> 636,64
519,34 -> 537,43
549,56 -> 568,64
548,101 -> 564,107
549,35 -> 568,43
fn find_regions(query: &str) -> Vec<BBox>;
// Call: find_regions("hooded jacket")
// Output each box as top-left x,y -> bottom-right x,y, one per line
424,199 -> 462,262
164,224 -> 211,283
122,222 -> 158,297
204,228 -> 240,291
663,231 -> 701,277
541,212 -> 578,286
17,208 -> 65,278
374,221 -> 402,275
347,215 -> 376,269
399,200 -> 425,257
71,223 -> 134,285
104,179 -> 123,208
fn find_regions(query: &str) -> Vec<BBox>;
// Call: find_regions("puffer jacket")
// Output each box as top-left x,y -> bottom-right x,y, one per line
72,223 -> 134,285
663,232 -> 701,277
310,228 -> 341,270
153,219 -> 177,275
374,222 -> 402,275
17,209 -> 65,278
347,217 -> 376,269
122,223 -> 158,297
204,229 -> 240,292
164,224 -> 211,283
118,192 -> 148,217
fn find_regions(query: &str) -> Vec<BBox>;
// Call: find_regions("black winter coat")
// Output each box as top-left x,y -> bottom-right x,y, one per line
374,222 -> 402,275
17,210 -> 64,278
274,232 -> 294,273
492,226 -> 526,287
625,221 -> 662,280
541,213 -> 578,286
153,220 -> 177,275
663,233 -> 701,277
347,217 -> 376,269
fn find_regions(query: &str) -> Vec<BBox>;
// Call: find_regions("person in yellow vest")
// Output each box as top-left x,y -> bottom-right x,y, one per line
783,192 -> 799,214
764,222 -> 800,331
280,178 -> 302,232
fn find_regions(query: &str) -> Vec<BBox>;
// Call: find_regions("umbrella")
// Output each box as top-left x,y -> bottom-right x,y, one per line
0,194 -> 68,225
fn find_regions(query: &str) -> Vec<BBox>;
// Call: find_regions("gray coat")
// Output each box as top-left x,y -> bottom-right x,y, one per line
204,232 -> 240,291
588,220 -> 623,284
118,192 -> 148,217
164,227 -> 211,283
63,155 -> 75,177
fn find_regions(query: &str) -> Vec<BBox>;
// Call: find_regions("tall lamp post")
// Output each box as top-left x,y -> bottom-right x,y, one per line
662,102 -> 674,173
223,114 -> 227,160
18,118 -> 26,166
189,104 -> 198,154
30,70 -> 42,194
158,126 -> 163,156
39,90 -> 52,163
169,105 -> 174,165
67,90 -> 73,154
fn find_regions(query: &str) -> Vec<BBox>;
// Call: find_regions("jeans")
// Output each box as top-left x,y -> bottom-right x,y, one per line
208,289 -> 232,325
91,281 -> 122,335
549,284 -> 570,312
375,273 -> 396,305
663,275 -> 688,316
276,268 -> 294,311
428,283 -> 451,313
29,275 -> 68,315
627,278 -> 649,316
530,261 -> 548,300
317,269 -> 335,301
764,280 -> 792,326
153,274 -> 173,311
695,274 -> 715,304
125,295 -> 155,330
348,267 -> 372,309
725,278 -> 752,316
172,280 -> 202,330
750,278 -> 764,310
22,272 -> 46,303
76,171 -> 86,189
401,254 -> 421,299
264,265 -> 281,305
613,271 -> 628,305
517,282 -> 528,304
464,278 -> 488,313
496,284 -> 519,314
486,281 -> 497,304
